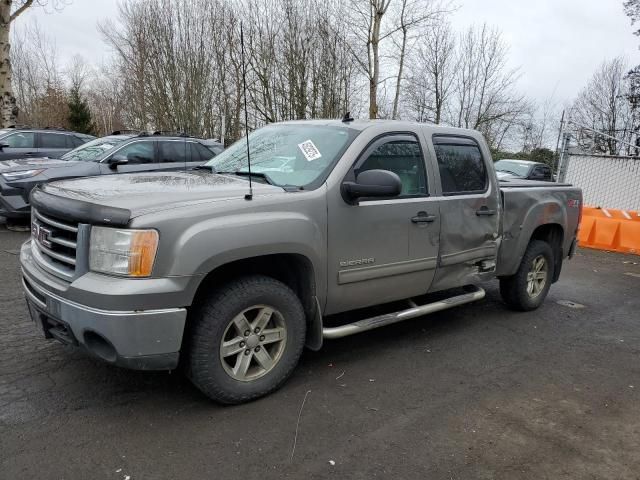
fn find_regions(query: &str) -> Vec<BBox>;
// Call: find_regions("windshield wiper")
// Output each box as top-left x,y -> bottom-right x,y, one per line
497,169 -> 521,176
193,165 -> 217,173
217,170 -> 303,191
233,170 -> 276,186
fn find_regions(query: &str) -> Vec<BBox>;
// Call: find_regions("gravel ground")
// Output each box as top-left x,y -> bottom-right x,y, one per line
1,223 -> 639,480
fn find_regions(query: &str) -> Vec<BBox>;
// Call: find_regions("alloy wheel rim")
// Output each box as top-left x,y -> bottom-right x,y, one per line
526,255 -> 548,299
219,305 -> 287,382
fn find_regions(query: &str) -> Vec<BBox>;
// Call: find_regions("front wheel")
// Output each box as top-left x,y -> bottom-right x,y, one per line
188,275 -> 306,404
500,240 -> 555,311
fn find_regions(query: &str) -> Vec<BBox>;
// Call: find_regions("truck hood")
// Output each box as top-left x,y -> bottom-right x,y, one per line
40,170 -> 284,218
0,157 -> 82,172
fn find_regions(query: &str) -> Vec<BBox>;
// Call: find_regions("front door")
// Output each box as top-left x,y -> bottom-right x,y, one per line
0,132 -> 38,160
429,135 -> 500,290
325,134 -> 441,315
99,140 -> 157,174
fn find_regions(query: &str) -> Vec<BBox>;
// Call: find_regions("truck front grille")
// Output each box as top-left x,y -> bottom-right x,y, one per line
31,209 -> 82,281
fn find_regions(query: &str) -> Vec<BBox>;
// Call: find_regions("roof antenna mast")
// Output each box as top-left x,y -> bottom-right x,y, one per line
240,22 -> 253,201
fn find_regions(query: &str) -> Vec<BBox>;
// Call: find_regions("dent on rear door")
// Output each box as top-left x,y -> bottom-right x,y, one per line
428,135 -> 500,291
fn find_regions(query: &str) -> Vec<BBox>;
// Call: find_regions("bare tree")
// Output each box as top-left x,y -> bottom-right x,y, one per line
452,24 -> 528,148
345,0 -> 392,119
101,0 -> 357,139
11,19 -> 64,126
0,0 -> 68,126
569,56 -> 632,155
404,20 -> 456,123
402,22 -> 529,149
389,0 -> 448,119
83,62 -> 125,135
517,97 -> 559,152
64,54 -> 90,92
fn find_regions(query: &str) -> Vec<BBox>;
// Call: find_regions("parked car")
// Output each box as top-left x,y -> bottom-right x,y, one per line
0,128 -> 95,161
495,159 -> 553,181
20,120 -> 582,404
0,131 -> 215,220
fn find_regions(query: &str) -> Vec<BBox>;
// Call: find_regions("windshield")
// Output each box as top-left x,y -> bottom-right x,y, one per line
205,124 -> 358,188
494,160 -> 531,177
61,136 -> 130,162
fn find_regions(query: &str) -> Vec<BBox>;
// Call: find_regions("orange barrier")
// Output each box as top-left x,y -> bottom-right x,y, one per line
578,206 -> 640,255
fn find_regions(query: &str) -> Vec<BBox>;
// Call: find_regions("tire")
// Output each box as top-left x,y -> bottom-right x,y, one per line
188,275 -> 306,404
500,240 -> 555,312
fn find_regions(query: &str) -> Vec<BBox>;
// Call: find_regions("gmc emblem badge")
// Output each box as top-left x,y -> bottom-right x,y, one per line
32,223 -> 53,249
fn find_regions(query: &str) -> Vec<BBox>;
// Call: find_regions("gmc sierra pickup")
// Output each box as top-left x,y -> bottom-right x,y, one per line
20,119 -> 582,404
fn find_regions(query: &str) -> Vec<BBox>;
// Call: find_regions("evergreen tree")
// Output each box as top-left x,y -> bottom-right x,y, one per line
67,86 -> 95,134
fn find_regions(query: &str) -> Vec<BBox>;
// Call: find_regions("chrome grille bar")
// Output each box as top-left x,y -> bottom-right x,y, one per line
34,209 -> 78,233
31,208 -> 80,280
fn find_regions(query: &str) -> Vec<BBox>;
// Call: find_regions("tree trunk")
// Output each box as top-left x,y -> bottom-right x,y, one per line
369,11 -> 383,120
0,1 -> 17,127
391,26 -> 407,120
369,77 -> 377,119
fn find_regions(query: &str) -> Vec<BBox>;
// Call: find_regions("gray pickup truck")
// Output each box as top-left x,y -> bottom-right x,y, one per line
20,120 -> 582,404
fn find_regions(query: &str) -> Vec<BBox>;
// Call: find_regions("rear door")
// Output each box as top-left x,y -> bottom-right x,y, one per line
0,131 -> 38,160
325,133 -> 441,314
38,132 -> 73,158
156,140 -> 201,171
429,135 -> 500,290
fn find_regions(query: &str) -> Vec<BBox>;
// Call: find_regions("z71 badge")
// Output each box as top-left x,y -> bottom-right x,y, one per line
340,258 -> 375,268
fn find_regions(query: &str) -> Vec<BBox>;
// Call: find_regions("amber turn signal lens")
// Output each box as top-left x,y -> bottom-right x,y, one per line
128,230 -> 159,277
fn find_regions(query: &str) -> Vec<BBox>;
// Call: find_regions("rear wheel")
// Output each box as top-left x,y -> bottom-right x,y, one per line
500,240 -> 554,311
188,275 -> 306,404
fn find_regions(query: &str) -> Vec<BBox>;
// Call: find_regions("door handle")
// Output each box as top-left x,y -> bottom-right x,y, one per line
411,211 -> 437,224
24,152 -> 37,156
476,206 -> 496,216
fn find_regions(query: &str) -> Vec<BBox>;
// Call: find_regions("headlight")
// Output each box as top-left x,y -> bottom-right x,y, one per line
2,169 -> 45,181
89,227 -> 159,277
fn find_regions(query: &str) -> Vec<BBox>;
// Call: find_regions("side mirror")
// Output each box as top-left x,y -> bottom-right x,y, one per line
342,169 -> 402,202
0,142 -> 9,150
108,154 -> 128,169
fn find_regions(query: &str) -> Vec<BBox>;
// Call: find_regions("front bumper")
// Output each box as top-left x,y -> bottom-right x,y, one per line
21,242 -> 188,370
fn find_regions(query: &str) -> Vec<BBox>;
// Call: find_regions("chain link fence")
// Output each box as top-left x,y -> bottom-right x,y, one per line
559,152 -> 640,211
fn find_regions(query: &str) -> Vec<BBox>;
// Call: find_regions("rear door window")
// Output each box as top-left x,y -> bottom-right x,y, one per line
158,141 -> 190,163
40,133 -> 69,149
433,139 -> 487,195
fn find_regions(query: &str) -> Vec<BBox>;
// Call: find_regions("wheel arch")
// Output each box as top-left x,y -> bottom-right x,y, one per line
187,253 -> 323,352
498,197 -> 568,278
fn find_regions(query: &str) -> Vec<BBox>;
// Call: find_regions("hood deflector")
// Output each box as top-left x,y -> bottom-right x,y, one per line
30,187 -> 131,227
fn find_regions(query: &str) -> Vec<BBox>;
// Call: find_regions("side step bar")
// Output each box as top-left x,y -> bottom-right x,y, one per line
322,285 -> 485,339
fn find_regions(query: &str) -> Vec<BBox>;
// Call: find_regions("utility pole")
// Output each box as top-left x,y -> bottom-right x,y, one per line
625,67 -> 640,156
556,132 -> 571,183
552,109 -> 565,176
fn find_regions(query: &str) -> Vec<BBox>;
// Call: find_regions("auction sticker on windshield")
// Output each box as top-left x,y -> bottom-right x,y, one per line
298,140 -> 322,161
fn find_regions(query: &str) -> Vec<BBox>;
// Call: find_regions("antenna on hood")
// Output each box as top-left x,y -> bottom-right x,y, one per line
240,22 -> 253,201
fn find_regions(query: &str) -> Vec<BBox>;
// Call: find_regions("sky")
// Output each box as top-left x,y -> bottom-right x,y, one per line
15,0 -> 640,111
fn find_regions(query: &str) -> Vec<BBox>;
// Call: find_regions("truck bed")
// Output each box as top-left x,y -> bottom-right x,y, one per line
496,180 -> 582,276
